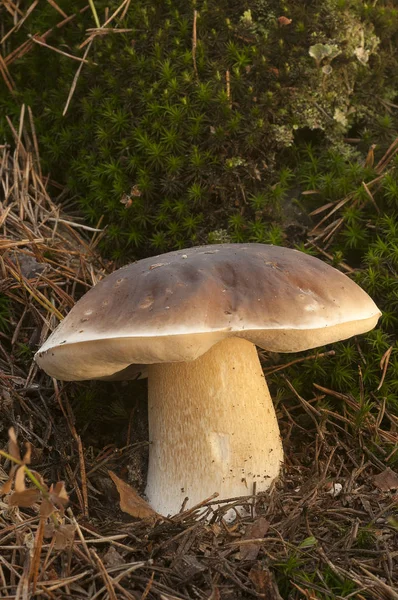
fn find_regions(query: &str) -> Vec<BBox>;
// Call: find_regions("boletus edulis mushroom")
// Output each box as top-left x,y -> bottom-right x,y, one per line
35,244 -> 381,517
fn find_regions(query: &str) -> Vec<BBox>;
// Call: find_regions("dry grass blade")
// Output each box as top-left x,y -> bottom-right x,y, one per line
375,136 -> 398,173
262,349 -> 335,375
0,52 -> 16,92
3,4 -> 90,67
306,138 -> 398,247
91,548 -> 118,600
46,0 -> 68,18
28,33 -> 94,64
1,0 -> 22,18
308,200 -> 335,216
63,40 -> 93,116
192,10 -> 198,80
0,1 -> 39,46
362,180 -> 380,213
310,195 -> 353,235
29,517 -> 44,593
0,112 -> 107,326
378,346 -> 393,391
79,0 -> 131,49
0,107 -> 112,595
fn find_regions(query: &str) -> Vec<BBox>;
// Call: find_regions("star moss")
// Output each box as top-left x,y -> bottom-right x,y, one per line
1,0 -> 397,259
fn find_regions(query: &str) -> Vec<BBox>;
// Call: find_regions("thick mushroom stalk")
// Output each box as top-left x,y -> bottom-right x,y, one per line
146,337 -> 283,516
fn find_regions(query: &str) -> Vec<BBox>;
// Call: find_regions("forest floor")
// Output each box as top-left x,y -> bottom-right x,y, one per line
0,110 -> 397,600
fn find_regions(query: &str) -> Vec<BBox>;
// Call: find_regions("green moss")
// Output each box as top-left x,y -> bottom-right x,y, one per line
1,0 -> 397,260
268,133 -> 398,424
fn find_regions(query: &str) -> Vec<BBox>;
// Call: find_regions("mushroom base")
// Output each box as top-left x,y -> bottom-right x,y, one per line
145,337 -> 283,517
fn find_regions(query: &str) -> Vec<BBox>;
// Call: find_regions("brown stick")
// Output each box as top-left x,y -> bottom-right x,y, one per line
263,350 -> 335,375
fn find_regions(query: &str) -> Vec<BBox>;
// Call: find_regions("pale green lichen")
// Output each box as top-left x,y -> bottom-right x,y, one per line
207,229 -> 231,244
309,43 -> 341,67
333,108 -> 348,127
225,157 -> 248,169
272,125 -> 295,148
240,9 -> 253,26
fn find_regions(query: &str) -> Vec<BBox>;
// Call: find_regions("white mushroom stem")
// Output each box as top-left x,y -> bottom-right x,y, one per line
145,337 -> 283,517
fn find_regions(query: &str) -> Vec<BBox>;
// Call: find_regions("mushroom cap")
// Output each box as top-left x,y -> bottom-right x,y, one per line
35,244 -> 381,380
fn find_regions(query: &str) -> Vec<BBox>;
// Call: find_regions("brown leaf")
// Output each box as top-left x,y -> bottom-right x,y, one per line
130,184 -> 142,197
43,522 -> 76,549
239,517 -> 270,561
278,16 -> 292,25
103,546 -> 126,568
0,477 -> 13,495
40,497 -> 55,518
49,481 -> 69,508
53,524 -> 75,550
373,468 -> 398,491
108,470 -> 159,521
40,482 -> 69,517
0,466 -> 17,495
249,566 -> 271,595
43,522 -> 55,538
22,442 -> 32,465
249,566 -> 282,599
8,488 -> 41,507
14,466 -> 26,493
8,427 -> 21,461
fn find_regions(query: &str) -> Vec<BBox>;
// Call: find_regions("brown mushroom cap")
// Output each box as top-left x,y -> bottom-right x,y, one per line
35,244 -> 381,380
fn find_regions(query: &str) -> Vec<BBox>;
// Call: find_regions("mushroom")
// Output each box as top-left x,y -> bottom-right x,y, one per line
35,244 -> 381,516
